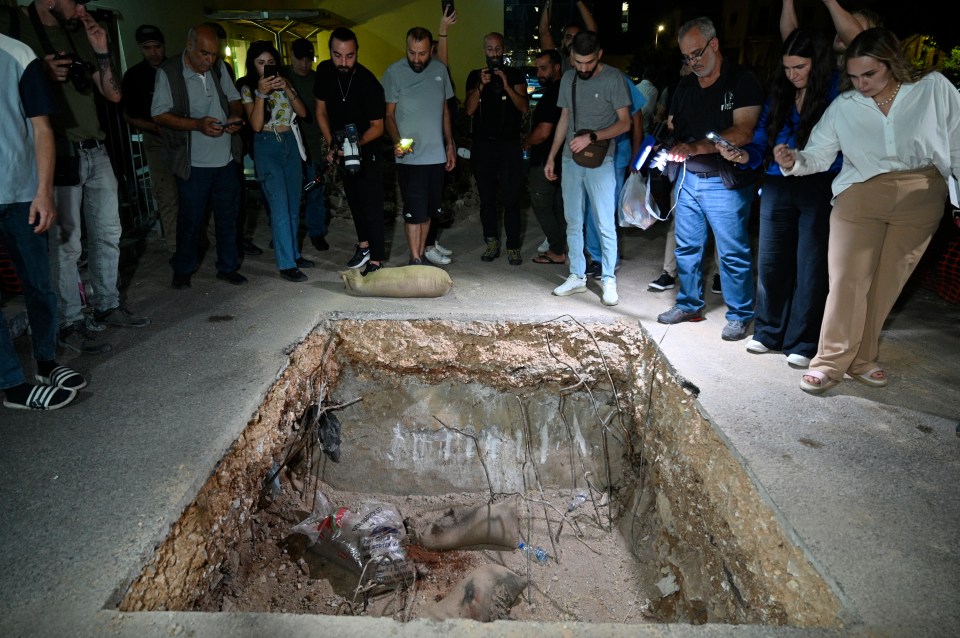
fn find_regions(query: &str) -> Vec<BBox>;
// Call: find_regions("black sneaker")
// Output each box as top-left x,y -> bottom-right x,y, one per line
296,257 -> 315,268
242,240 -> 264,256
311,235 -> 329,251
648,271 -> 675,291
711,273 -> 722,294
585,261 -> 602,280
347,245 -> 370,269
657,306 -> 705,325
58,320 -> 113,355
280,268 -> 308,282
172,273 -> 191,289
362,262 -> 382,276
93,306 -> 150,328
216,270 -> 248,285
408,257 -> 425,265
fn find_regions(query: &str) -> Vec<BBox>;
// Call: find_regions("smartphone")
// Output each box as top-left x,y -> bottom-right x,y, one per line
214,120 -> 241,128
441,0 -> 455,14
706,131 -> 740,152
263,65 -> 278,78
398,138 -> 414,152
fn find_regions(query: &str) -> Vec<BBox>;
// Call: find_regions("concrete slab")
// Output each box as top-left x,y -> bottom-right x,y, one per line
1,200 -> 957,638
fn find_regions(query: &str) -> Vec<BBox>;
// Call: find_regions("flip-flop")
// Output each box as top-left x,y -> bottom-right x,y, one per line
849,367 -> 888,388
799,370 -> 839,395
531,253 -> 565,265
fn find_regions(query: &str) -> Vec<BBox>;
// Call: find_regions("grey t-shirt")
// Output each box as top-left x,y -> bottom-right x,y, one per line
557,65 -> 630,160
152,56 -> 240,168
382,57 -> 453,166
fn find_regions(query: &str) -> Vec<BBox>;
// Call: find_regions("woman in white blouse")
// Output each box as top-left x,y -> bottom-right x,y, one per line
775,28 -> 960,395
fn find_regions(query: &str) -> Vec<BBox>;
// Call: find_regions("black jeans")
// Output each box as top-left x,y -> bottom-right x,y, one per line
528,164 -> 565,254
342,149 -> 386,262
473,139 -> 523,249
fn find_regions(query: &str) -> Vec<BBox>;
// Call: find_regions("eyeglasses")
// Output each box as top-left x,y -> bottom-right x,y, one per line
680,38 -> 714,64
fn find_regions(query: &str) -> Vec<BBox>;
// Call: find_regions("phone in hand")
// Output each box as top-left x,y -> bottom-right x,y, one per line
263,65 -> 278,78
398,138 -> 414,152
214,120 -> 241,129
706,131 -> 740,153
441,0 -> 455,14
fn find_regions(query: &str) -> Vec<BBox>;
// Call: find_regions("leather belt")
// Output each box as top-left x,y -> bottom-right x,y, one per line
691,170 -> 720,178
74,139 -> 105,150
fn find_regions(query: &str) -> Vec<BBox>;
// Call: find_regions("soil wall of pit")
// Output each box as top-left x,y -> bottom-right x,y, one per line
117,318 -> 844,629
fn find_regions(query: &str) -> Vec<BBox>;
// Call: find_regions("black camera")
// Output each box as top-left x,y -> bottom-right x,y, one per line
484,57 -> 505,92
334,124 -> 362,175
54,52 -> 94,93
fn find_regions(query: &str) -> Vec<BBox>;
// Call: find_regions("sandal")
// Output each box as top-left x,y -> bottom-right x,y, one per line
799,370 -> 839,395
531,252 -> 566,265
849,367 -> 888,388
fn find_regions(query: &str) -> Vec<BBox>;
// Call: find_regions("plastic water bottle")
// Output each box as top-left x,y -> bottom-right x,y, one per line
567,492 -> 588,512
518,542 -> 548,564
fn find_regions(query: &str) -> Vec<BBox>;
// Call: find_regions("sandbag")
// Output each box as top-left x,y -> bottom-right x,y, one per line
340,265 -> 452,298
405,500 -> 519,551
421,564 -> 527,622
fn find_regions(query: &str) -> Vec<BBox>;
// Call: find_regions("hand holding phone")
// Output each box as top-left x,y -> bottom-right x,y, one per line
441,0 -> 455,14
263,65 -> 278,78
706,131 -> 741,153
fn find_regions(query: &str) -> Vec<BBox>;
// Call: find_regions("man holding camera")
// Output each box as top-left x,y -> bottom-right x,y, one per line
464,32 -> 528,265
314,27 -> 385,275
152,24 -> 247,290
1,0 -> 150,355
383,26 -> 456,265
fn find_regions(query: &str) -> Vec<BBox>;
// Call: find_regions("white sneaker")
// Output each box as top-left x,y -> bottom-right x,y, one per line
745,339 -> 769,354
537,237 -> 550,253
425,246 -> 451,265
786,353 -> 811,369
433,242 -> 453,257
601,280 -> 619,306
552,274 -> 588,296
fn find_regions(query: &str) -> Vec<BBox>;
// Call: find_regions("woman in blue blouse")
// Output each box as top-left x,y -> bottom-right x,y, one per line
719,28 -> 839,368
238,41 -> 311,282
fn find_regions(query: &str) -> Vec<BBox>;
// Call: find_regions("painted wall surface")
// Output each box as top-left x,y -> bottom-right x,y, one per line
84,0 -> 502,100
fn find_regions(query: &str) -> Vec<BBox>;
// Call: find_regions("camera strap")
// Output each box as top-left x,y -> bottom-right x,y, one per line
27,2 -> 81,58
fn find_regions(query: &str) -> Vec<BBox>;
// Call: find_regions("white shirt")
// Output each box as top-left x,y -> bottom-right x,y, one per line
783,71 -> 960,200
636,79 -> 658,132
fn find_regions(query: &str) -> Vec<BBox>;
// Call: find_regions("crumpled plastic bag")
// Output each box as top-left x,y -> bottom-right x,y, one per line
619,171 -> 666,230
292,491 -> 414,589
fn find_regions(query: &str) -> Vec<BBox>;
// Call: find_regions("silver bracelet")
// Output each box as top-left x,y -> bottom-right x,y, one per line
255,90 -> 269,99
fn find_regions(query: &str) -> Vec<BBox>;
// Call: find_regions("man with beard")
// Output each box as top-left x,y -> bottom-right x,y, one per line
655,17 -> 764,341
152,24 -> 247,290
286,38 -> 329,253
464,32 -> 528,265
122,25 -> 178,254
526,49 -> 567,266
383,26 -> 456,265
544,30 -> 630,307
314,27 -> 386,275
538,0 -> 596,74
1,0 -> 150,356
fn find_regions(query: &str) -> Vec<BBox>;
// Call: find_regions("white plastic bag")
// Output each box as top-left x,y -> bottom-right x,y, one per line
619,171 -> 665,230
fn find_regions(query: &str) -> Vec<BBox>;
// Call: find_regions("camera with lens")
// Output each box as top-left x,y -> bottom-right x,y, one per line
54,52 -> 94,93
334,123 -> 362,175
484,56 -> 505,92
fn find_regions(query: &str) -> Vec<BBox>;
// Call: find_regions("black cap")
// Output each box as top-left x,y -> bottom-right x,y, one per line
135,25 -> 164,45
292,38 -> 315,60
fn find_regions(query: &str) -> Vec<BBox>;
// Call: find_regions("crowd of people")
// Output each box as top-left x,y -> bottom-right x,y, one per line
1,0 -> 957,410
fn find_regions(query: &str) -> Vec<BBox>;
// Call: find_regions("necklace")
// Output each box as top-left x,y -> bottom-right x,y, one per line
337,71 -> 354,102
873,82 -> 901,107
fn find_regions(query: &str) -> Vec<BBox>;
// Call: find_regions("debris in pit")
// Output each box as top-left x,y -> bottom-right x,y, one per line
421,564 -> 527,622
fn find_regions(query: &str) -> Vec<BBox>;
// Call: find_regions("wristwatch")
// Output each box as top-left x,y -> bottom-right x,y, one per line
589,132 -> 598,143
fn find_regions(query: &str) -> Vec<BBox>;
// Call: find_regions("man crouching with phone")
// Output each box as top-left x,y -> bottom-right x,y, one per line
152,23 -> 248,290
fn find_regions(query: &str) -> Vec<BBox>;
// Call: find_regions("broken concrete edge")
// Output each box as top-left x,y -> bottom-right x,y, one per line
113,316 -> 850,629
633,339 -> 853,627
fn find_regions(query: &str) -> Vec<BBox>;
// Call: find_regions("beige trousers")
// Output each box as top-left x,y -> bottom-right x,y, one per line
812,166 -> 946,380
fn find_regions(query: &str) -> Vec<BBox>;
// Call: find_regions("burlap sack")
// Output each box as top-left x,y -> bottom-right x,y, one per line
340,265 -> 453,298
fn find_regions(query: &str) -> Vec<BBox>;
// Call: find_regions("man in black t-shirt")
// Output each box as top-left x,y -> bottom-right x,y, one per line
525,49 -> 566,266
464,32 -> 528,265
122,25 -> 178,253
656,16 -> 764,342
314,27 -> 386,275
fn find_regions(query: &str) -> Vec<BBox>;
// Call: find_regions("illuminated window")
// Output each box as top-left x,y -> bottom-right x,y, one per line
621,2 -> 629,33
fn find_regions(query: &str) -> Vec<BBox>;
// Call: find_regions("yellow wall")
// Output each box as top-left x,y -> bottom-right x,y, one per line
107,0 -> 503,100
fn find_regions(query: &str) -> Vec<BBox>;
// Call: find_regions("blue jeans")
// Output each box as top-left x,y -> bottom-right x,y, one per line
585,162 -> 627,265
302,159 -> 328,239
254,131 -> 303,270
673,172 -> 755,321
753,173 -> 832,358
49,145 -> 121,326
1,202 -> 58,389
172,162 -> 241,276
560,155 -> 618,282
